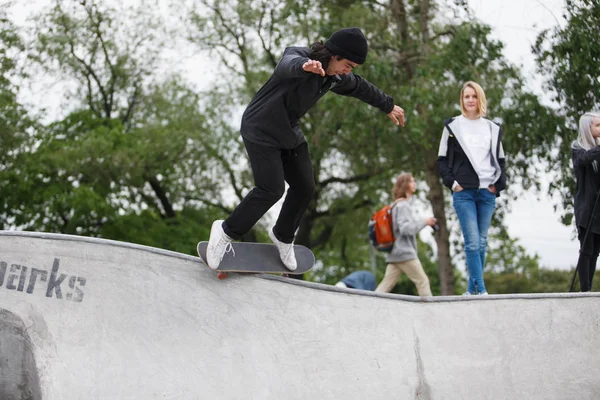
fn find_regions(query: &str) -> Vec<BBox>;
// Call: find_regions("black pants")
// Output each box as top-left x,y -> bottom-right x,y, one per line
577,226 -> 600,291
223,138 -> 315,243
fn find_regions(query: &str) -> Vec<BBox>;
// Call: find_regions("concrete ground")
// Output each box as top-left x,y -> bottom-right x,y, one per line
0,231 -> 598,400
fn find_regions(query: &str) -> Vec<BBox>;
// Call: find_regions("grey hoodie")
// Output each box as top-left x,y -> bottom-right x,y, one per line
385,199 -> 427,263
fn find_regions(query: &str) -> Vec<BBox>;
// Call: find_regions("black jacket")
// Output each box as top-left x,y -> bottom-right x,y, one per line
572,143 -> 600,232
437,116 -> 507,194
240,47 -> 395,149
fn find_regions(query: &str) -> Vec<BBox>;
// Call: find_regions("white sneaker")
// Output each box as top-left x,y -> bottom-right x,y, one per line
268,228 -> 297,271
206,220 -> 234,270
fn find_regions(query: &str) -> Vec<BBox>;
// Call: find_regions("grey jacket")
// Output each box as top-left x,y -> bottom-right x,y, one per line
385,199 -> 427,263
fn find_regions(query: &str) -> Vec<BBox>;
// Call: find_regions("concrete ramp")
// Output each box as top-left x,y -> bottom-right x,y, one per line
0,231 -> 599,400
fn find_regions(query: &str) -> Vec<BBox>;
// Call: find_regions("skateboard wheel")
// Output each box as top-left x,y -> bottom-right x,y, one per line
217,272 -> 227,280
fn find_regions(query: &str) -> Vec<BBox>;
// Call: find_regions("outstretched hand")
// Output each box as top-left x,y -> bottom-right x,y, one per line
387,105 -> 405,127
302,59 -> 325,76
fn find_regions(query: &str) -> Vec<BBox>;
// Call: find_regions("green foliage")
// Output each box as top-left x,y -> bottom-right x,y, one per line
485,267 -> 573,294
99,206 -> 217,256
303,13 -> 560,292
534,0 -> 600,116
1,0 -> 583,294
534,0 -> 600,220
0,7 -> 37,230
32,0 -> 165,120
4,0 -> 249,252
0,6 -> 21,85
485,219 -> 542,275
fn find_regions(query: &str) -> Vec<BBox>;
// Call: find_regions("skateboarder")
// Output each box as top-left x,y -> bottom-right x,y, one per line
207,27 -> 406,271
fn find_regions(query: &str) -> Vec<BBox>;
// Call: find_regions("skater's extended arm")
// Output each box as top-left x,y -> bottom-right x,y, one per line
331,73 -> 404,126
274,47 -> 325,79
331,73 -> 392,111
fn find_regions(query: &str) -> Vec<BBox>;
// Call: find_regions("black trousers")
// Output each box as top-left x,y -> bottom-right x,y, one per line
577,226 -> 600,291
223,138 -> 315,243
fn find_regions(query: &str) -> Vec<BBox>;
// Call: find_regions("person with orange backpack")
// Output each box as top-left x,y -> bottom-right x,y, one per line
374,172 -> 436,296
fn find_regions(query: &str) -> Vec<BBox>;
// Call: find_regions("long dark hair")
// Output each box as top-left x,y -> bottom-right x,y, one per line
309,41 -> 335,65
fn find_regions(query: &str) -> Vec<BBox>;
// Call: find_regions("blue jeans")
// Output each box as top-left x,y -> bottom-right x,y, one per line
453,188 -> 496,294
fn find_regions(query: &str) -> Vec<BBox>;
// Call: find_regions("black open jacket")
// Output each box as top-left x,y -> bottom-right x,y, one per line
573,142 -> 600,232
437,117 -> 507,195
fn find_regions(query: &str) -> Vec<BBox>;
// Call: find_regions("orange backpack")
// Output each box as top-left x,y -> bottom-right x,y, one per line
368,200 -> 400,252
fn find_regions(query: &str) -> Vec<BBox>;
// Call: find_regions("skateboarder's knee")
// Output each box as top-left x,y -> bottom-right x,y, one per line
256,185 -> 285,204
299,179 -> 315,201
291,177 -> 315,197
305,178 -> 316,195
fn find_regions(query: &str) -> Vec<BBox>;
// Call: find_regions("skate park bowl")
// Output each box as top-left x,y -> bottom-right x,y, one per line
0,231 -> 599,400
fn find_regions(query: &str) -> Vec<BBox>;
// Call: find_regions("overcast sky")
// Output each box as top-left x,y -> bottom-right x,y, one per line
6,0 -> 578,270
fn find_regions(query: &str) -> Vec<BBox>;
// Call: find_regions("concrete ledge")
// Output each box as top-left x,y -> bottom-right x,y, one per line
0,230 -> 598,400
2,230 -> 593,303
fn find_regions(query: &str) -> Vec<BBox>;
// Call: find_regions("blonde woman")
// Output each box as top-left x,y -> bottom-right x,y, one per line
437,81 -> 506,295
572,111 -> 600,292
375,173 -> 436,296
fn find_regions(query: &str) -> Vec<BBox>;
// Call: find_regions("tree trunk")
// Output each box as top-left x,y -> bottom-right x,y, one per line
147,176 -> 176,218
424,150 -> 455,295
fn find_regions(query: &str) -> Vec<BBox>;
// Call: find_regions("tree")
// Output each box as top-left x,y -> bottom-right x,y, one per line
184,0 -> 563,293
16,0 -> 173,235
535,0 -> 600,118
3,0 -> 250,255
332,1 -> 563,294
534,0 -> 600,220
484,224 -> 573,294
0,5 -> 37,230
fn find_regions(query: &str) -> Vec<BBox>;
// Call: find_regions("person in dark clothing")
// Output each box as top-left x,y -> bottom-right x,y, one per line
572,111 -> 600,292
206,27 -> 406,271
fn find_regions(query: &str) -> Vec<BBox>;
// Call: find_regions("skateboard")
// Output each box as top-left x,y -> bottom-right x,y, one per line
197,241 -> 315,279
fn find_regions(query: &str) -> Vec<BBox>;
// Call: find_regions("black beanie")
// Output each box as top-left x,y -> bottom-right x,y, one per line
324,27 -> 368,65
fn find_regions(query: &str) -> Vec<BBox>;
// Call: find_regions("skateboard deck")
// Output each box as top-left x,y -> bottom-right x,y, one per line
197,241 -> 315,276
